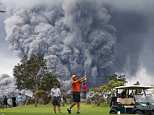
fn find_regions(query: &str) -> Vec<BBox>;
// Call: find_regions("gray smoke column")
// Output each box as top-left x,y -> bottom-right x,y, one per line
103,0 -> 154,85
0,74 -> 16,96
3,0 -> 116,86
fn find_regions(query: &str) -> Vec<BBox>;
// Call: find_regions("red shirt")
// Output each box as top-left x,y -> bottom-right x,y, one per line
71,80 -> 81,92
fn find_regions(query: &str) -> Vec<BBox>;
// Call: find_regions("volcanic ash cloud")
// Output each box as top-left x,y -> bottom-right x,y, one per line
4,0 -> 116,85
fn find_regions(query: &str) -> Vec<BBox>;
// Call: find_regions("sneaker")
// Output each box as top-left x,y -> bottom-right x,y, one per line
67,108 -> 71,114
77,112 -> 80,114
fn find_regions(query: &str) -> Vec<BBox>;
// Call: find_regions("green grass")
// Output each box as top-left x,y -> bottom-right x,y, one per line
0,104 -> 110,115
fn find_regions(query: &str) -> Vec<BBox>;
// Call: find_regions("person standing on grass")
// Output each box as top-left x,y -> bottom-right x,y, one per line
51,84 -> 61,114
82,82 -> 88,99
12,95 -> 17,107
3,96 -> 8,108
67,74 -> 87,114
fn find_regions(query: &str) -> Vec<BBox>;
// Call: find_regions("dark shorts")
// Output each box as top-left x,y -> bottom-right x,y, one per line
52,96 -> 61,106
72,92 -> 80,102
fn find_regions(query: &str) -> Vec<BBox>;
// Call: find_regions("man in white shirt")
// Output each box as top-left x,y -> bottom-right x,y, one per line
51,85 -> 61,114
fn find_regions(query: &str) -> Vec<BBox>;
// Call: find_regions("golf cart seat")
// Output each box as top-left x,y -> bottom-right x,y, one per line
117,98 -> 135,105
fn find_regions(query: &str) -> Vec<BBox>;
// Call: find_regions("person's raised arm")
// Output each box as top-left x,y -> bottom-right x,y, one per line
79,76 -> 87,82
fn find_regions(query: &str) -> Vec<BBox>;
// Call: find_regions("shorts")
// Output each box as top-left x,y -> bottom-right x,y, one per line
52,96 -> 61,106
72,92 -> 80,102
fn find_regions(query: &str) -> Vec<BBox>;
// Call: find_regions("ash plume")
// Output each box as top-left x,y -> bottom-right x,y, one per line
0,74 -> 16,96
3,0 -> 116,86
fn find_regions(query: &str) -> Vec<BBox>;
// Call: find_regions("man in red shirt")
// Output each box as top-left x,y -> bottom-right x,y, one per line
67,74 -> 86,114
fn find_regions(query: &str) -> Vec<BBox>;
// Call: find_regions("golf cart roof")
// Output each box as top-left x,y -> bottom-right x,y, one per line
115,85 -> 154,90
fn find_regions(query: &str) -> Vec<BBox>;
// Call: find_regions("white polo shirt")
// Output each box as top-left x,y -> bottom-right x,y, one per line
51,88 -> 61,97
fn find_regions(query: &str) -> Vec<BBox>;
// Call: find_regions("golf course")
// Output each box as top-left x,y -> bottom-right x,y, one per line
0,104 -> 110,115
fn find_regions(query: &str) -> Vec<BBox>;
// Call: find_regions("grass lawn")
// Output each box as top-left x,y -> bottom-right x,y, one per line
0,104 -> 110,115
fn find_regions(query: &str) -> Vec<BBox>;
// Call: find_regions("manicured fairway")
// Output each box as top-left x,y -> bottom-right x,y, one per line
0,104 -> 109,115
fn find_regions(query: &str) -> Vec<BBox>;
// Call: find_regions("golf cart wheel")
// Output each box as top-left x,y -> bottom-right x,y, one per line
109,110 -> 117,114
135,110 -> 144,115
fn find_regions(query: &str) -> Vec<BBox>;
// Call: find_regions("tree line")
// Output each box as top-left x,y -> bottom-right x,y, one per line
13,54 -> 59,106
